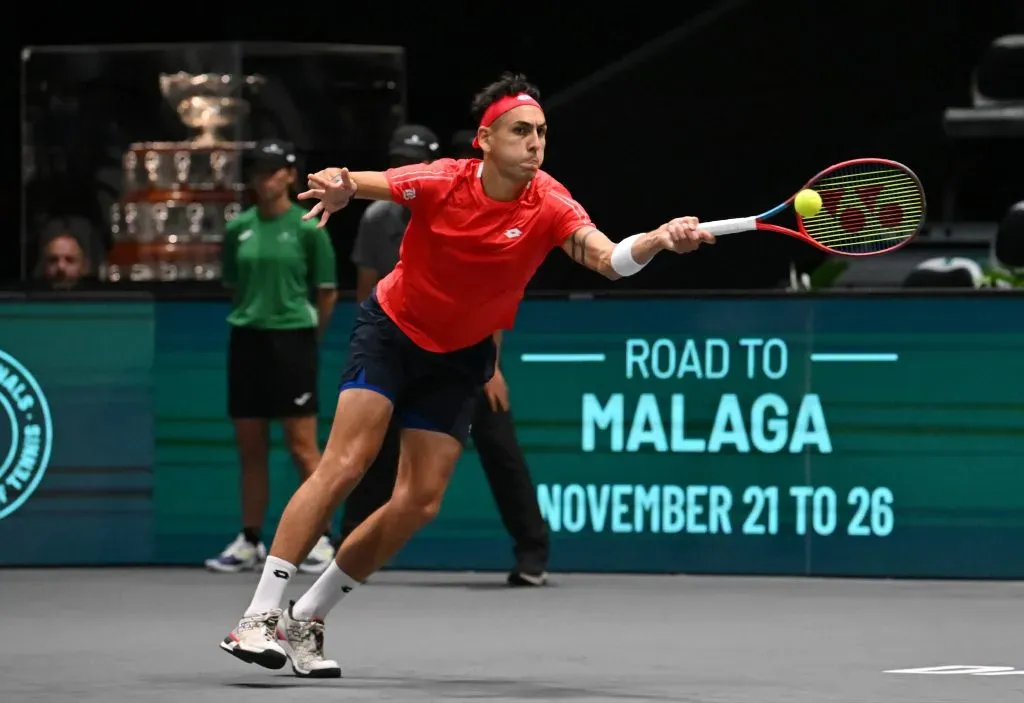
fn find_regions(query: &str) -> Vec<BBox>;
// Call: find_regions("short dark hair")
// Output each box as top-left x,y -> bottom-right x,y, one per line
470,72 -> 541,122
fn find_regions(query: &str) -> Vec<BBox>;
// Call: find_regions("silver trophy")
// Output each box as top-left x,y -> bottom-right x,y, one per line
159,71 -> 264,146
108,71 -> 264,283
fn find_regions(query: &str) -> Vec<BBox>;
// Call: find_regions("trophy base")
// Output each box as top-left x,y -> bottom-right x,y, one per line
103,240 -> 223,283
109,182 -> 247,283
123,140 -> 255,196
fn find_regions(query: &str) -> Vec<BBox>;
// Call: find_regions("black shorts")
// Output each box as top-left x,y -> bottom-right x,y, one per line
228,325 -> 319,419
338,290 -> 496,444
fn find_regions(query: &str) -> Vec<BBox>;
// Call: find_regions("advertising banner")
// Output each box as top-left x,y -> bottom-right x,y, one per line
2,295 -> 1022,578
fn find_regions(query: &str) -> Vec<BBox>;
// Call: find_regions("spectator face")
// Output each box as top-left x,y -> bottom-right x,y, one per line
251,165 -> 296,205
43,235 -> 87,287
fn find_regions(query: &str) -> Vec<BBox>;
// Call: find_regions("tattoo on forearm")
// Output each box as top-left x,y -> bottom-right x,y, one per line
572,230 -> 594,265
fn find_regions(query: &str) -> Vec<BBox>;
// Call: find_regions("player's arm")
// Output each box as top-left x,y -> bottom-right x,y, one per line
318,170 -> 394,201
300,168 -> 392,201
305,161 -> 453,204
300,161 -> 453,228
561,219 -> 714,280
550,190 -> 713,279
561,227 -> 659,281
350,172 -> 393,200
298,169 -> 390,228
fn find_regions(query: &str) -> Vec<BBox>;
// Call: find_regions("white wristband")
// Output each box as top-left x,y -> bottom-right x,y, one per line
610,234 -> 647,277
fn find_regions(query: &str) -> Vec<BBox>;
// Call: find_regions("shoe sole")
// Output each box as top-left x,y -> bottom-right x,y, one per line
277,636 -> 342,678
220,639 -> 288,670
291,664 -> 342,679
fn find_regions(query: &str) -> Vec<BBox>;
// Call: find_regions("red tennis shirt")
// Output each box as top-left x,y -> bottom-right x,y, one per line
374,158 -> 595,353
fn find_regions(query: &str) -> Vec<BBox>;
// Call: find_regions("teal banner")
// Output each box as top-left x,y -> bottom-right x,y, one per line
0,301 -> 155,563
2,295 -> 1023,578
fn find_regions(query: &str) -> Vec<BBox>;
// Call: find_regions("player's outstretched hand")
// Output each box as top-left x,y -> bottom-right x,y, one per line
655,216 -> 715,254
298,168 -> 359,228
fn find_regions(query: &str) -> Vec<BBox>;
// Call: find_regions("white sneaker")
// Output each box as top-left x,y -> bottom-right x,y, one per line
298,535 -> 335,575
219,609 -> 288,670
205,533 -> 267,573
278,602 -> 342,678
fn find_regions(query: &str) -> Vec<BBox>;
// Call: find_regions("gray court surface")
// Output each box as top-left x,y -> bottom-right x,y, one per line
3,568 -> 1024,702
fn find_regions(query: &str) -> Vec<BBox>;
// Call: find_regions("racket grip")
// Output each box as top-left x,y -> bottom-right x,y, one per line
699,217 -> 758,236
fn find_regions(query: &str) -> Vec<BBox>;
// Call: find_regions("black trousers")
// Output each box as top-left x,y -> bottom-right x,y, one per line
340,390 -> 550,573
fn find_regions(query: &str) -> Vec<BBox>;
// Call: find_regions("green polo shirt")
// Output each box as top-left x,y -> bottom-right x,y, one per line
221,204 -> 337,329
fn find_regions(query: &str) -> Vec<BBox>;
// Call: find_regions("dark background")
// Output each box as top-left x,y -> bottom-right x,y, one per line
8,0 -> 1024,292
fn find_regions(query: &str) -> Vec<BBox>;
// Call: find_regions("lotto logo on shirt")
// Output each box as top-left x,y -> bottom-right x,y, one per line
0,350 -> 53,520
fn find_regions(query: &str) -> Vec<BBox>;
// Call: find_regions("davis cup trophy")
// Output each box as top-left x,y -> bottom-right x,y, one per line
105,72 -> 264,283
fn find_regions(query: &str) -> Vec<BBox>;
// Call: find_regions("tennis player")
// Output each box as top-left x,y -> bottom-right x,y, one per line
219,72 -> 714,677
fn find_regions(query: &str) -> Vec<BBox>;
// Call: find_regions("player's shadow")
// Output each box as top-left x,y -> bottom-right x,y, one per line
228,682 -> 303,689
230,675 -> 680,700
367,576 -> 559,591
407,580 -> 554,591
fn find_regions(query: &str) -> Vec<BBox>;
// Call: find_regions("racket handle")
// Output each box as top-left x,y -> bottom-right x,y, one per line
700,217 -> 758,236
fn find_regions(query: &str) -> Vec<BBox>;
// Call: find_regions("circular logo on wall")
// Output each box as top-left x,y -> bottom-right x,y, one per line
0,350 -> 53,521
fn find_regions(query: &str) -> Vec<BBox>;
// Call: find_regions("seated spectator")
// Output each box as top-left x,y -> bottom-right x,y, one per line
33,217 -> 96,289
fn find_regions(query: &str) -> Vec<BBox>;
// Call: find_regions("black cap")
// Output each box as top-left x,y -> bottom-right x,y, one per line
389,125 -> 440,162
250,139 -> 298,171
450,129 -> 479,159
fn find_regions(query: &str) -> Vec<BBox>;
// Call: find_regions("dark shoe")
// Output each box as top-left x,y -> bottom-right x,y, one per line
507,569 -> 548,587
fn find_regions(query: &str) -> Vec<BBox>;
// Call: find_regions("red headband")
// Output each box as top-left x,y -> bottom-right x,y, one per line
472,93 -> 543,148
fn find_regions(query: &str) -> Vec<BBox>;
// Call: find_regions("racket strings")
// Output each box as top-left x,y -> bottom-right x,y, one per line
798,162 -> 925,255
810,192 -> 923,242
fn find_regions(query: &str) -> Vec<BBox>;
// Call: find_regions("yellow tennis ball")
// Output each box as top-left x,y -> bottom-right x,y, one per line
794,189 -> 822,218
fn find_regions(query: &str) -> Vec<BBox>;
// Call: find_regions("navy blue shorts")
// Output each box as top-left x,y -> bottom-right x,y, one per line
338,290 -> 496,444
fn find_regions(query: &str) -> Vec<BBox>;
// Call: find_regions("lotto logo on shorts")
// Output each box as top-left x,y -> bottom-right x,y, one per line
0,350 -> 53,521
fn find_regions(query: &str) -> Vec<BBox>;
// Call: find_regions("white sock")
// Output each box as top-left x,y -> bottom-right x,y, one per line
291,561 -> 360,621
244,556 -> 297,616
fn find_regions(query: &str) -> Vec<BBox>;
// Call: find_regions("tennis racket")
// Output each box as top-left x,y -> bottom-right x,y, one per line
699,158 -> 926,256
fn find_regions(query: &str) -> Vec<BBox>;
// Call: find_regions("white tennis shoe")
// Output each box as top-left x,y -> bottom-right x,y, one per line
278,602 -> 342,678
219,609 -> 288,670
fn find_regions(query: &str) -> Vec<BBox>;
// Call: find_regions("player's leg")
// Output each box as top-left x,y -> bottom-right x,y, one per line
470,392 -> 550,585
220,296 -> 401,671
276,428 -> 461,679
275,328 -> 334,574
206,326 -> 271,573
284,427 -> 465,624
221,388 -> 392,670
282,416 -> 337,574
277,425 -> 464,674
281,340 -> 493,676
338,416 -> 401,545
338,426 -> 463,579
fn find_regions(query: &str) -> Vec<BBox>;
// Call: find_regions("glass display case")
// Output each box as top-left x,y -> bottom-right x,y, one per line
20,42 -> 406,285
